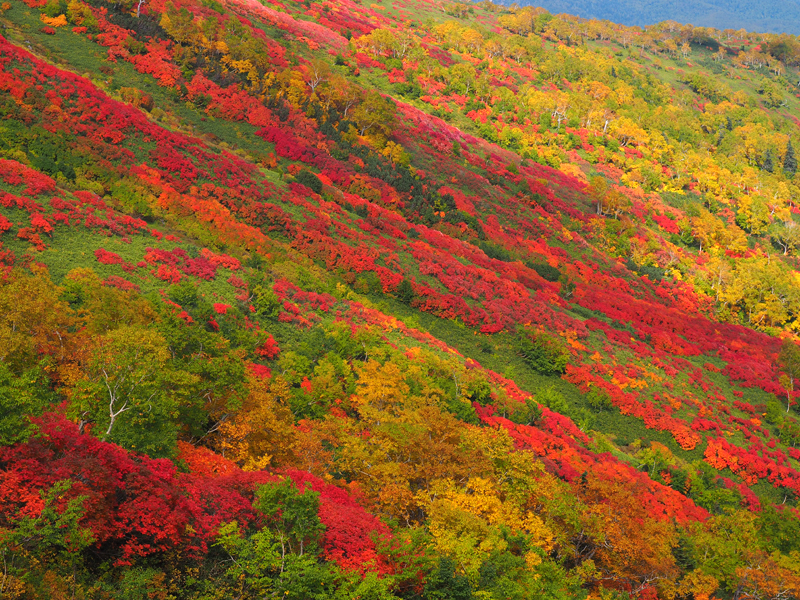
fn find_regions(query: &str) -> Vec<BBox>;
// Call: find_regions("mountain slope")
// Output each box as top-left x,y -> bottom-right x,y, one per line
1,0 -> 800,598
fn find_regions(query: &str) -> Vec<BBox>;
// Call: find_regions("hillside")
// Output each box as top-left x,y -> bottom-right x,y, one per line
1,0 -> 800,598
500,0 -> 800,35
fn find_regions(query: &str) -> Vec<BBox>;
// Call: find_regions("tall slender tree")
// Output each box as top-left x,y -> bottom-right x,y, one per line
785,140 -> 797,176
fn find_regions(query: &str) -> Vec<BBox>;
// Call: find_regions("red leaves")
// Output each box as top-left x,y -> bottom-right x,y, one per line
31,213 -> 53,234
0,413 -> 192,564
95,248 -> 125,265
0,414 -> 289,563
201,248 -> 241,270
144,247 -> 220,281
103,275 -> 140,292
0,415 -> 396,568
285,470 -> 391,574
127,40 -> 181,87
229,0 -> 347,51
705,435 -> 800,496
256,334 -> 281,359
154,263 -> 183,284
213,303 -> 231,315
16,227 -> 46,250
0,242 -> 15,266
247,362 -> 272,379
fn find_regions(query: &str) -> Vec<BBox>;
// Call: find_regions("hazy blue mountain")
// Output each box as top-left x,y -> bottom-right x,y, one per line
496,0 -> 800,34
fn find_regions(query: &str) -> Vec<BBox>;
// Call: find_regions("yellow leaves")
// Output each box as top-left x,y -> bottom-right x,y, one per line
717,255 -> 800,330
536,145 -> 564,168
608,116 -> 649,148
419,474 -> 555,552
418,476 -> 554,584
432,21 -> 462,45
353,27 -> 398,57
324,354 -> 493,520
523,550 -> 542,569
217,376 -> 297,470
426,477 -> 509,524
424,498 -> 505,582
738,194 -> 771,234
221,55 -> 257,79
612,82 -> 636,107
459,28 -> 484,53
524,88 -> 554,116
0,267 -> 74,372
276,69 -> 307,109
664,571 -> 719,600
417,477 -> 551,581
519,513 -> 553,550
380,141 -> 411,167
582,80 -> 612,101
352,359 -> 411,417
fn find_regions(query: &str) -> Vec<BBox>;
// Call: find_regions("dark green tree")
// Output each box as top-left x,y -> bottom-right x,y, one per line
763,148 -> 774,173
785,140 -> 797,176
424,557 -> 472,600
514,329 -> 570,375
396,278 -> 415,304
295,169 -> 323,194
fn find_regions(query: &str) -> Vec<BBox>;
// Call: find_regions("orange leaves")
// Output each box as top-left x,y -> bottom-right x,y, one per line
733,556 -> 800,600
39,13 -> 67,27
156,187 -> 272,253
704,438 -> 739,471
579,472 -> 680,586
565,336 -> 588,352
176,441 -> 238,477
671,426 -> 701,451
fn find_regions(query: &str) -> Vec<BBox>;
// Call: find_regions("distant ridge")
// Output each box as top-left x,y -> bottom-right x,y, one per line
496,0 -> 800,34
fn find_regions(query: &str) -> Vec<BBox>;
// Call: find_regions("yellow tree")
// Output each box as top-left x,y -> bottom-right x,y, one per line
588,175 -> 609,215
217,376 -> 298,470
350,91 -> 397,140
0,266 -> 75,373
329,358 -> 491,522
